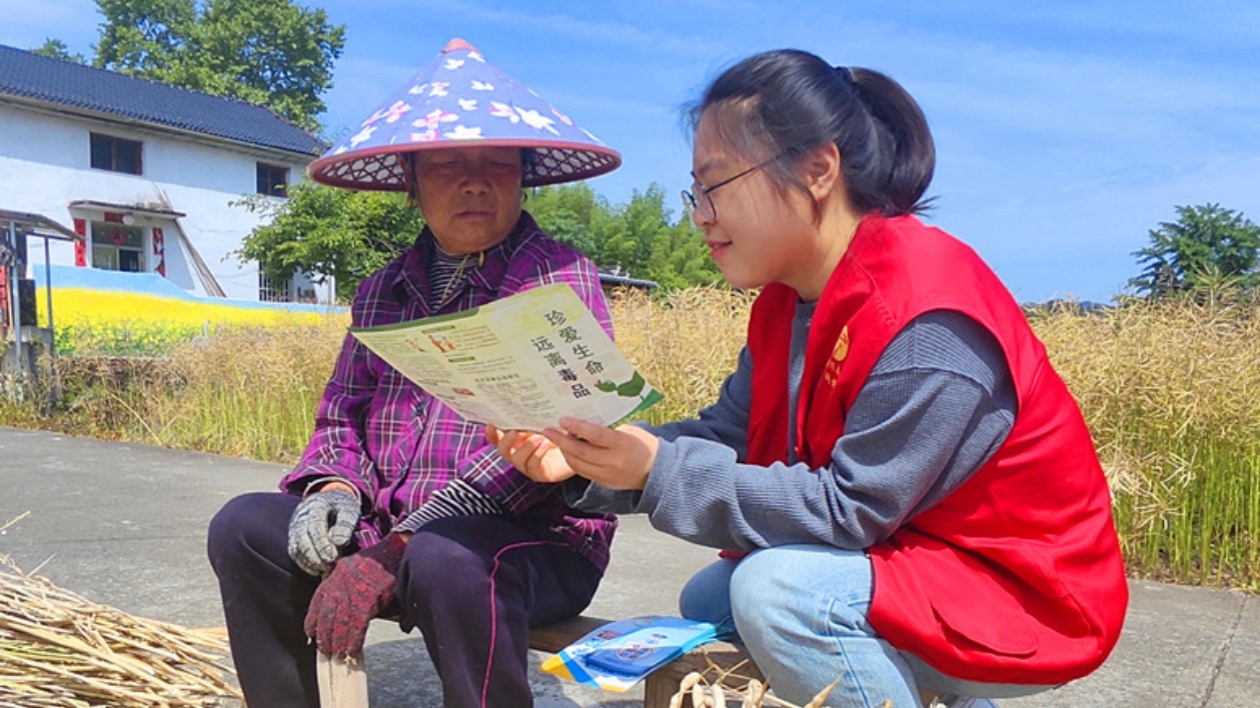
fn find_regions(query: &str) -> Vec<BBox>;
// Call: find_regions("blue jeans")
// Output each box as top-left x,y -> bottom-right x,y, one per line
679,546 -> 1052,707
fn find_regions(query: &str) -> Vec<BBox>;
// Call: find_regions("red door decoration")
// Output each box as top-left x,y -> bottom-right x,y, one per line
152,227 -> 166,276
74,218 -> 87,267
0,261 -> 8,329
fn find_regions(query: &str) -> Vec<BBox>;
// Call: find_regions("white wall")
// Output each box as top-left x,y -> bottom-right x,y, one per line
0,103 -> 316,301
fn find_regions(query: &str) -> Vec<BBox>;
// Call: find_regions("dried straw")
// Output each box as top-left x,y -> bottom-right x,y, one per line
0,555 -> 240,707
672,659 -> 855,708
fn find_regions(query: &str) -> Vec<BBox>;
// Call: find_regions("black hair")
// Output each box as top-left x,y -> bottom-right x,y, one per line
687,49 -> 935,219
401,152 -> 420,208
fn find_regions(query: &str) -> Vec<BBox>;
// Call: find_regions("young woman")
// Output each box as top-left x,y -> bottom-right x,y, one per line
491,49 -> 1128,708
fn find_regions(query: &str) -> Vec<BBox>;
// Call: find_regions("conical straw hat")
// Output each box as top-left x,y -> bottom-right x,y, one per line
308,38 -> 622,190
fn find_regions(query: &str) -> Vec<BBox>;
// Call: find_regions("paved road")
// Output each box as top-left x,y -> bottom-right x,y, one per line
0,426 -> 1255,706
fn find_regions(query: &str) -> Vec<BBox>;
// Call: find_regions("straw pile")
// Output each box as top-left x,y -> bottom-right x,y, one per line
0,555 -> 240,707
674,660 -> 850,708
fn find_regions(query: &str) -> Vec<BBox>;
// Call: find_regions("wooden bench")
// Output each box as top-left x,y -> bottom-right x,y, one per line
316,614 -> 763,708
528,615 -> 764,708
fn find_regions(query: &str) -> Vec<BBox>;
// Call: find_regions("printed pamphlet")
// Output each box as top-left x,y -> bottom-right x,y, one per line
540,615 -> 719,692
349,283 -> 663,431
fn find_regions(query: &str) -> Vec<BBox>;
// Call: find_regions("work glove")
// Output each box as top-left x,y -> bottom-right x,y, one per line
287,488 -> 361,577
304,532 -> 408,658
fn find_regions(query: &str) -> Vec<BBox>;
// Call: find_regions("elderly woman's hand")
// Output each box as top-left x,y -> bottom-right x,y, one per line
489,420 -> 658,491
487,424 -> 577,483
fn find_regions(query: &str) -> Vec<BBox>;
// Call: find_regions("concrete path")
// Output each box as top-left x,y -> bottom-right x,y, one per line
0,426 -> 1255,706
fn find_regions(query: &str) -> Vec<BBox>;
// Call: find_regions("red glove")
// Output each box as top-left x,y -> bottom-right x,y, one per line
304,532 -> 408,658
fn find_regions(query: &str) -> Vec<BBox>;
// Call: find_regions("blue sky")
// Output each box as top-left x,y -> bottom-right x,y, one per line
4,1 -> 1259,303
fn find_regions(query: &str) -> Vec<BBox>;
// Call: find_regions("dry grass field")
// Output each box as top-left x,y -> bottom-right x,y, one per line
1,286 -> 1256,590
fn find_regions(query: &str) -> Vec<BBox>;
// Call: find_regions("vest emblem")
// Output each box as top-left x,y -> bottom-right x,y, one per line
823,326 -> 850,386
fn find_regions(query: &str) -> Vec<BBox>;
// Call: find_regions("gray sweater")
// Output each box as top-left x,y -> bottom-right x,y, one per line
565,306 -> 1017,552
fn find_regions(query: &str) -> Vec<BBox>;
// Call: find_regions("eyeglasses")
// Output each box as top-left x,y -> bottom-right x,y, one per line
681,157 -> 777,223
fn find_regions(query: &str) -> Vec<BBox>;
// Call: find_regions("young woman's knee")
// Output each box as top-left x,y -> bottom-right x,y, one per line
727,550 -> 804,639
728,546 -> 875,637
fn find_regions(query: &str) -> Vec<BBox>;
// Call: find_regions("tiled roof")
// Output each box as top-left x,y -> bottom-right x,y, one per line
0,44 -> 325,157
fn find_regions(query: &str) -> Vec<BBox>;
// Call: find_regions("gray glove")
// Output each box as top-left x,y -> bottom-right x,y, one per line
287,488 -> 361,577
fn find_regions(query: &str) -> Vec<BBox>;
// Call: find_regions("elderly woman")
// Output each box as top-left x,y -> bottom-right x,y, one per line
207,39 -> 622,708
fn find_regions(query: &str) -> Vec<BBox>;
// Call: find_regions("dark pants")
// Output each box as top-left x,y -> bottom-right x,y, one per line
206,492 -> 602,708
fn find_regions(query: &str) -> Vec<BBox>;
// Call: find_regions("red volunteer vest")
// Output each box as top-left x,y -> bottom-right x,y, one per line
746,215 -> 1127,684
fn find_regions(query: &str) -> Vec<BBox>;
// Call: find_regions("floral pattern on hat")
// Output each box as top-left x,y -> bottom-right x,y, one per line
308,38 -> 620,190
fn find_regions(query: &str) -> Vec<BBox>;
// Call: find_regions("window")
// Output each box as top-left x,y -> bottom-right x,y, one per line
90,133 -> 143,174
259,271 -> 289,302
90,221 -> 145,272
257,163 -> 289,197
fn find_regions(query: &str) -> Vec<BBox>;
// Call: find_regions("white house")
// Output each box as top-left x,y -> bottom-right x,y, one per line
0,44 -> 329,303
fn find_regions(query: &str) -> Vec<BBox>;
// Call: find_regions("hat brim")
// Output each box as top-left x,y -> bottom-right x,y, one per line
307,138 -> 622,191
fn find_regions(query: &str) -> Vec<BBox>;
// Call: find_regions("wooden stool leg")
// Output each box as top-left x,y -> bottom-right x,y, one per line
317,653 -> 370,708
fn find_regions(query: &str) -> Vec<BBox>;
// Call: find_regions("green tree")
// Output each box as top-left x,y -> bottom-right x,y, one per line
662,217 -> 724,290
527,183 -> 616,261
187,0 -> 343,127
94,0 -> 194,77
599,185 -> 671,280
611,184 -> 673,278
530,182 -> 722,290
1129,203 -> 1260,299
31,38 -> 87,64
92,0 -> 344,130
234,182 -> 421,303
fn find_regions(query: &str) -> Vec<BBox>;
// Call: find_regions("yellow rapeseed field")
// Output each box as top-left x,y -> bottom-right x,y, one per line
35,287 -> 336,356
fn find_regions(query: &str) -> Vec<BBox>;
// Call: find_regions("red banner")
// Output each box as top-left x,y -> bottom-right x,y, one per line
74,218 -> 87,267
152,227 -> 166,276
0,262 -> 8,328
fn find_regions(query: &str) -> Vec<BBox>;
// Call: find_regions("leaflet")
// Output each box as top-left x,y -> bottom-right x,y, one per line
349,283 -> 663,431
540,615 -> 719,692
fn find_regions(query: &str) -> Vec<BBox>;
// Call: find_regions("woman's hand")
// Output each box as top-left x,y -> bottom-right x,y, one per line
490,419 -> 659,491
487,424 -> 576,483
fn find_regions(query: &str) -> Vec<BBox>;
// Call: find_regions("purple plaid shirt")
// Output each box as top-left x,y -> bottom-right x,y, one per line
281,212 -> 617,572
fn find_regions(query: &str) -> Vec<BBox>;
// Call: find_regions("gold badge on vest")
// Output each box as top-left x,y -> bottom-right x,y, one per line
822,325 -> 850,387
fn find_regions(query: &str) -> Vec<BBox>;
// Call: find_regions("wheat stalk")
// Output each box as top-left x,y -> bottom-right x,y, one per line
0,555 -> 240,707
670,657 -> 879,708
